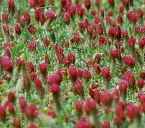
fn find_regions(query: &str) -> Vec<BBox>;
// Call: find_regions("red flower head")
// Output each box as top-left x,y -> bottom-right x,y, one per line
99,36 -> 107,46
108,26 -> 121,39
93,63 -> 101,74
91,10 -> 97,17
73,79 -> 84,96
108,0 -> 114,6
28,123 -> 39,128
121,71 -> 135,87
96,24 -> 104,35
8,0 -> 15,13
25,104 -> 38,119
47,108 -> 56,118
35,8 -> 46,24
122,55 -> 136,67
81,69 -> 91,80
127,103 -> 140,121
127,10 -> 140,24
71,32 -> 81,43
1,12 -> 9,22
61,0 -> 72,10
100,90 -> 112,106
75,117 -> 92,128
39,62 -> 48,75
28,0 -> 37,8
94,16 -> 101,24
135,25 -> 145,34
28,25 -> 37,34
75,4 -> 85,17
15,23 -> 21,35
112,88 -> 120,102
83,98 -> 96,113
0,55 -> 13,72
79,18 -> 89,31
89,85 -> 100,104
121,29 -> 128,38
28,40 -> 37,52
101,120 -> 110,128
140,71 -> 145,79
64,11 -> 71,24
47,72 -> 62,85
0,105 -> 6,120
115,101 -> 126,122
118,79 -> 129,94
95,0 -> 101,5
2,24 -> 9,34
117,15 -> 123,24
65,4 -> 74,16
8,91 -> 16,102
137,79 -> 145,89
110,48 -> 121,59
114,116 -> 124,126
46,10 -> 57,22
27,62 -> 35,73
19,96 -> 27,113
101,67 -> 111,81
77,69 -> 84,78
74,100 -> 84,113
54,44 -> 64,64
4,48 -> 11,59
20,11 -> 31,25
140,103 -> 145,113
5,101 -> 15,114
50,83 -> 60,94
68,65 -> 79,81
34,78 -> 44,96
67,52 -> 76,63
57,68 -> 66,78
128,37 -> 136,47
105,16 -> 113,25
139,37 -> 145,49
38,0 -> 45,7
84,0 -> 91,10
122,0 -> 131,6
138,92 -> 145,104
87,24 -> 95,37
63,52 -> 76,65
28,0 -> 45,8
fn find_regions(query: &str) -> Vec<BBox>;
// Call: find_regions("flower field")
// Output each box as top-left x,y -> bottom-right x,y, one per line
0,0 -> 145,127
